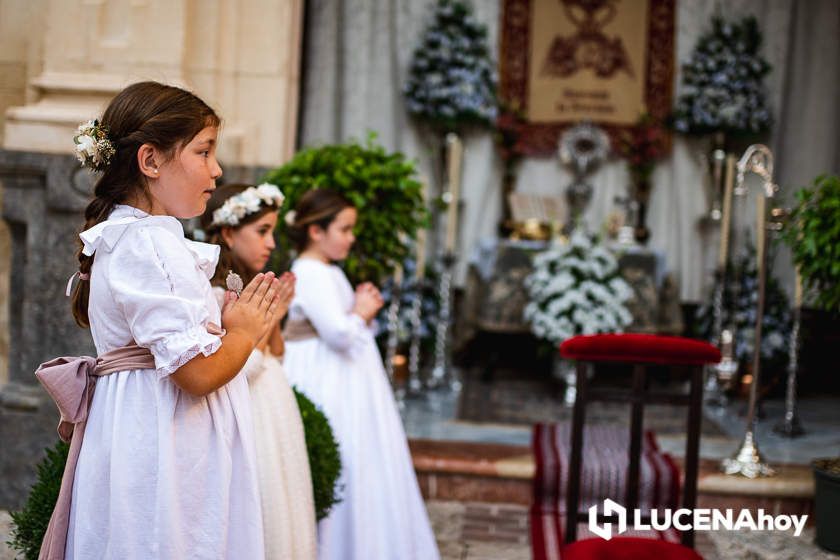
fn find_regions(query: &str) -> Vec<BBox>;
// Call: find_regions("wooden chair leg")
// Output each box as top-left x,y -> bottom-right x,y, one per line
681,366 -> 704,548
626,364 -> 645,510
565,361 -> 588,544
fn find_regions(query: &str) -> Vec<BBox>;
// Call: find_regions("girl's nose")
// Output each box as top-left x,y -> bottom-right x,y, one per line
266,235 -> 276,250
211,158 -> 223,179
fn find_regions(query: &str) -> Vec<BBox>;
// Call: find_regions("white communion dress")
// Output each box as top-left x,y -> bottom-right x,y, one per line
212,286 -> 317,560
67,205 -> 264,559
282,258 -> 439,560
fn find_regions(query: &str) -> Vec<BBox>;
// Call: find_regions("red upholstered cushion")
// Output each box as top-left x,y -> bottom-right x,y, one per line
559,334 -> 720,366
562,537 -> 703,560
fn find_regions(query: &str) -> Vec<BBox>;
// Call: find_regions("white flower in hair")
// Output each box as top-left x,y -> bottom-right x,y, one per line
211,183 -> 286,227
284,210 -> 297,226
73,119 -> 115,171
75,135 -> 96,162
256,183 -> 285,205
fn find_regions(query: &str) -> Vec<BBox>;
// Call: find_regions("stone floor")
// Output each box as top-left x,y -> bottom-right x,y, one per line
401,373 -> 840,466
0,502 -> 719,560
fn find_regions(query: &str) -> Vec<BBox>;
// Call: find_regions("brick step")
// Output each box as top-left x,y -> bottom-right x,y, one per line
410,439 -> 815,521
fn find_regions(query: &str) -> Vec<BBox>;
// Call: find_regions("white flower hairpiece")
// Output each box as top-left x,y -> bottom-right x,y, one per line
284,210 -> 297,226
211,183 -> 285,227
73,119 -> 115,172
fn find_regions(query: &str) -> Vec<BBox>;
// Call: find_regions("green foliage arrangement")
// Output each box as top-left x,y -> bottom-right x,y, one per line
262,135 -> 429,285
293,388 -> 343,521
671,16 -> 772,136
782,174 -> 840,311
403,0 -> 497,132
8,440 -> 69,560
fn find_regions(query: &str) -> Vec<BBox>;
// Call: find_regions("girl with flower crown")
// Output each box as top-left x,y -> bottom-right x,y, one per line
282,188 -> 439,560
200,183 -> 317,560
38,82 -> 283,559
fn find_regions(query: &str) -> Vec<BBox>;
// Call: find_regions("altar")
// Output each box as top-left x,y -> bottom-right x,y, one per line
458,237 -> 683,376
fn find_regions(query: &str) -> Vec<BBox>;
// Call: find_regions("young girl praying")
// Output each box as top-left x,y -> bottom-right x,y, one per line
37,82 -> 281,559
200,183 -> 317,560
282,188 -> 439,560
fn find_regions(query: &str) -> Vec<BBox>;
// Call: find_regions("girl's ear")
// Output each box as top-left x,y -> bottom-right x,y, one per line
220,226 -> 236,249
307,223 -> 324,243
137,143 -> 162,179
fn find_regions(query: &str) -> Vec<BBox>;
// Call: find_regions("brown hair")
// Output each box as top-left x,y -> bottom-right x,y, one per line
286,188 -> 354,253
199,183 -> 281,288
71,81 -> 221,327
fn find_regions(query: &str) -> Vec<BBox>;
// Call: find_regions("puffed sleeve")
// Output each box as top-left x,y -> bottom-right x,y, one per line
211,286 -> 265,381
292,264 -> 370,353
108,225 -> 222,377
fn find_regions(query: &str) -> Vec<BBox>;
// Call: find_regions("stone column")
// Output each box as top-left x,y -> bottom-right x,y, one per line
0,152 -> 96,408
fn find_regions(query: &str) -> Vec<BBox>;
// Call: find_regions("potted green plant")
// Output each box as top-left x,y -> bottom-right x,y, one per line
782,174 -> 840,311
261,134 -> 429,285
782,174 -> 840,552
812,458 -> 840,552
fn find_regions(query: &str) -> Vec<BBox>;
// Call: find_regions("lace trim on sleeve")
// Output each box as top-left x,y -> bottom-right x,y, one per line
152,325 -> 223,378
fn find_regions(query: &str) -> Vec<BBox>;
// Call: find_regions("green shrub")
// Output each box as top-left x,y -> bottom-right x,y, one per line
783,174 -> 840,311
293,388 -> 343,521
262,134 -> 429,285
8,440 -> 69,560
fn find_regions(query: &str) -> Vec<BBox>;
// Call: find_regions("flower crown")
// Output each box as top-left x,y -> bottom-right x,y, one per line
211,183 -> 285,227
73,119 -> 115,172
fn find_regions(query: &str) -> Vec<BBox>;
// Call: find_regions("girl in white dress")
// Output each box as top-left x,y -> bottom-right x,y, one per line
55,82 -> 282,559
200,183 -> 317,560
282,188 -> 439,560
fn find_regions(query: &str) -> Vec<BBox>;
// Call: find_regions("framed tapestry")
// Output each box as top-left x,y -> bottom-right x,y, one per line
499,0 -> 675,156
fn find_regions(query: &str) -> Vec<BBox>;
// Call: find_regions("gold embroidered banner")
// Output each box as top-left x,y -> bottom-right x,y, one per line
500,0 -> 675,156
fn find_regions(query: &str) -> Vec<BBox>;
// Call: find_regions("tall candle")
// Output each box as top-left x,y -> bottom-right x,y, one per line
416,178 -> 428,279
444,133 -> 463,253
718,155 -> 736,269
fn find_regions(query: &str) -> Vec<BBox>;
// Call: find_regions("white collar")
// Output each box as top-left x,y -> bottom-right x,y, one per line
79,204 -> 219,279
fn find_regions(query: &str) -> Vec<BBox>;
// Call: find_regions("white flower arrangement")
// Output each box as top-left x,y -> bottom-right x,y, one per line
524,231 -> 634,344
73,119 -> 115,172
211,183 -> 285,227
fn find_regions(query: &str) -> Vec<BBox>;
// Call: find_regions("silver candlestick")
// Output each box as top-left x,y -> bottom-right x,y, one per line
705,271 -> 729,407
773,304 -> 805,437
429,252 -> 459,391
384,277 -> 404,407
406,280 -> 425,395
721,144 -> 777,479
